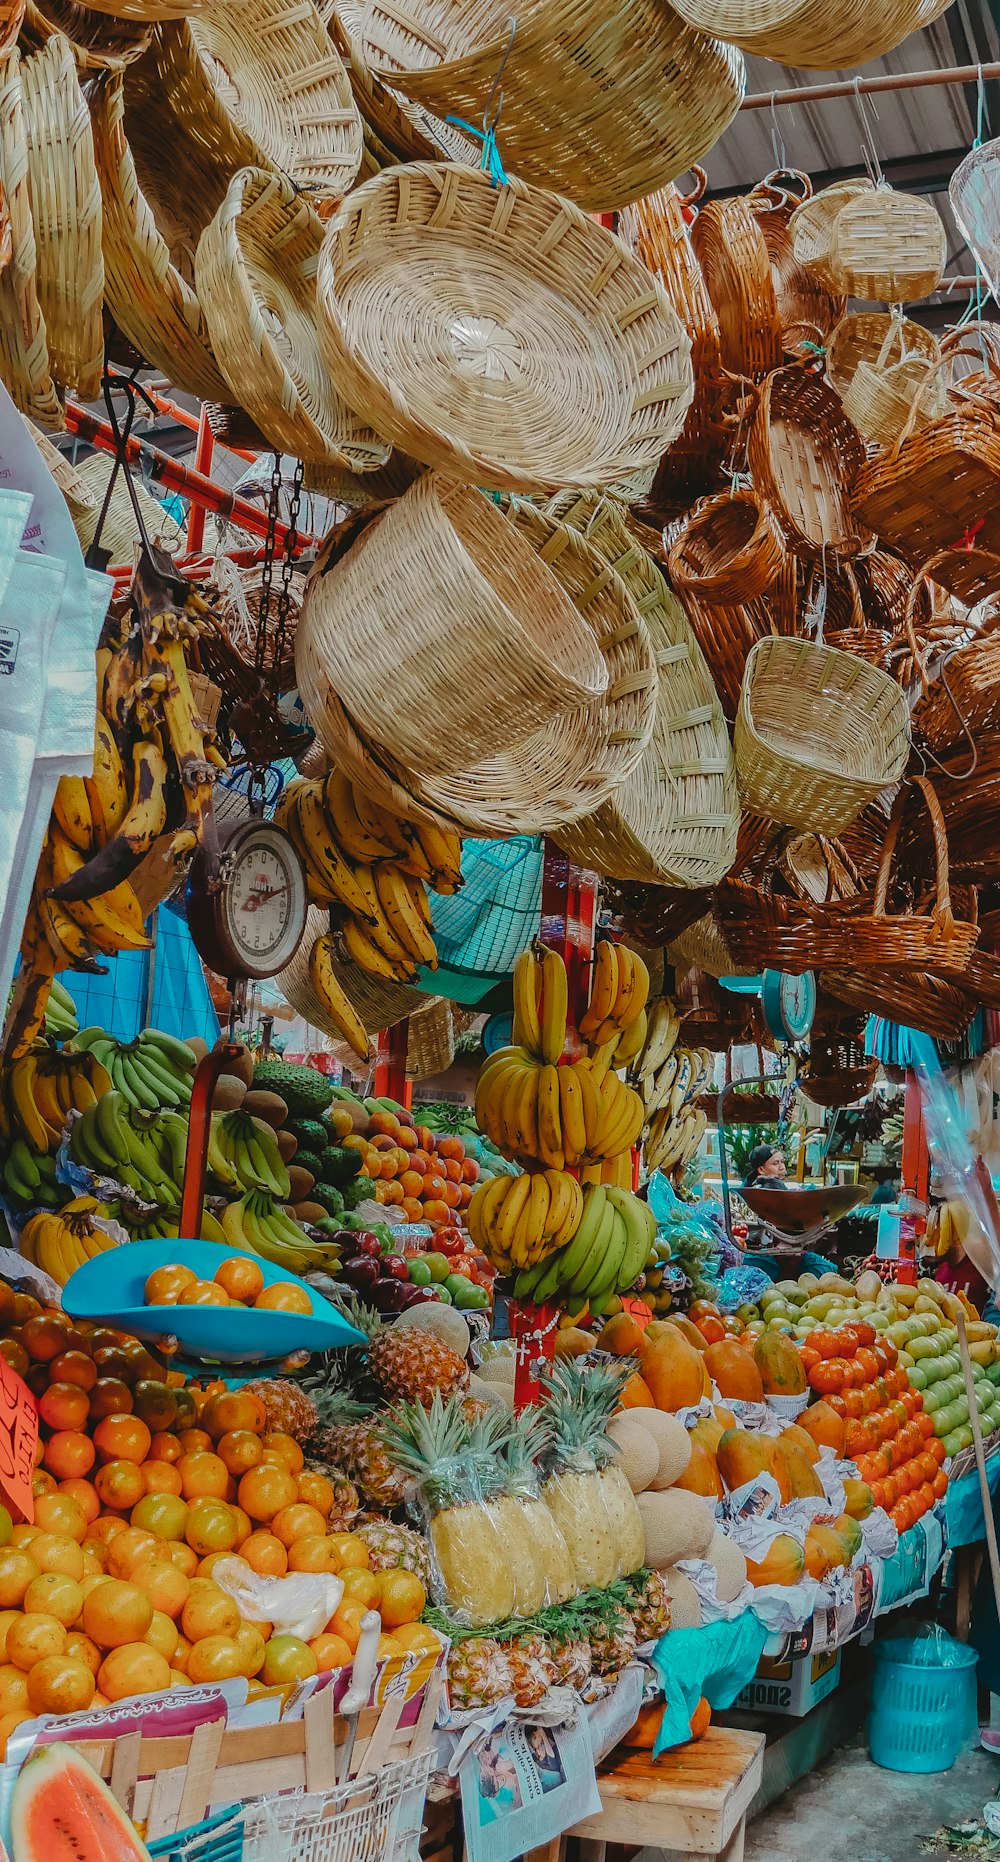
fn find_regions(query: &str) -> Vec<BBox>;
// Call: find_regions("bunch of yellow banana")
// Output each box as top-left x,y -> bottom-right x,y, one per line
19,1198 -> 117,1284
308,935 -> 372,1064
645,1105 -> 708,1179
276,769 -> 459,983
466,1168 -> 583,1273
579,1151 -> 634,1188
511,944 -> 568,1064
4,1047 -> 112,1152
637,1041 -> 714,1126
475,1046 -> 644,1168
579,940 -> 650,1047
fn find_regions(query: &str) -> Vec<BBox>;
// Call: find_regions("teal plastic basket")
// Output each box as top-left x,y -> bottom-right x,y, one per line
869,1636 -> 978,1773
147,1807 -> 244,1862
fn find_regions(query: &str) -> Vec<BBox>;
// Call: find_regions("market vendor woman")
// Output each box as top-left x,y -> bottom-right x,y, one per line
744,1144 -> 789,1190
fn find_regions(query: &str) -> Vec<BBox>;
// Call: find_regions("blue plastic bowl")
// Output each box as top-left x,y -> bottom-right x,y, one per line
62,1237 -> 365,1364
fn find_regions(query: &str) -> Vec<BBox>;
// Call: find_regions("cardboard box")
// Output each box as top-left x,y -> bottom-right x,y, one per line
736,1647 -> 841,1717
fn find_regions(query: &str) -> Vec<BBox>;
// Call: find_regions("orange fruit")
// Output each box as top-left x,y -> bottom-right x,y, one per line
93,1415 -> 152,1466
131,1559 -> 190,1620
177,1453 -> 228,1500
83,1578 -> 153,1649
30,1533 -> 84,1580
95,1462 -> 146,1512
270,1503 -> 326,1549
37,1383 -> 90,1433
376,1634 -> 403,1661
261,1433 -> 304,1473
65,1631 -> 102,1676
98,1643 -> 172,1701
187,1634 -> 245,1683
171,1634 -> 192,1674
377,1569 -> 426,1628
140,1461 -> 183,1497
214,1258 -> 265,1304
260,1635 -> 317,1685
182,1583 -> 240,1642
0,1665 -> 28,1710
87,1516 -> 127,1546
57,1478 -> 99,1523
79,1573 -> 112,1602
149,1432 -> 183,1464
0,1611 -> 18,1659
327,1600 -> 367,1654
49,1350 -> 97,1392
339,1568 -> 380,1608
169,1543 -> 199,1578
90,1378 -> 133,1420
107,1528 -> 168,1579
254,1282 -> 311,1315
217,1431 -> 263,1477
23,1572 -> 83,1626
228,1505 -> 252,1546
131,1494 -> 189,1542
80,1548 -> 105,1578
287,1537 -> 338,1575
201,1392 -> 267,1440
0,1342 -> 28,1379
145,1266 -> 198,1306
232,1622 -> 266,1677
132,1381 -> 178,1433
184,1500 -> 239,1557
8,1526 -> 34,1548
308,1633 -> 353,1672
241,1532 -> 287,1576
144,1612 -> 179,1662
32,1471 -> 57,1500
390,1624 -> 441,1657
7,1613 -> 67,1670
0,1708 -> 32,1756
27,1654 -> 95,1715
0,1551 -> 37,1609
178,1281 -> 230,1308
22,1315 -> 72,1362
238,1464 -> 297,1523
328,1534 -> 370,1572
178,1429 -> 212,1455
295,1471 -> 335,1517
33,1492 -> 88,1543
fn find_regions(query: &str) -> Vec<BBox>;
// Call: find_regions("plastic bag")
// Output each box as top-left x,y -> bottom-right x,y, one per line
381,1401 -> 515,1627
495,1411 -> 575,1612
879,1622 -> 971,1668
211,1556 -> 342,1641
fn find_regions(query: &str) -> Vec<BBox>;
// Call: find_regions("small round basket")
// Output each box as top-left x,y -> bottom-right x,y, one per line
842,328 -> 948,450
832,189 -> 947,303
316,161 -> 694,496
21,34 -> 103,400
826,311 -> 939,396
788,178 -> 873,291
666,486 -> 785,604
748,364 -> 869,559
196,167 -> 390,473
690,195 -> 782,380
735,634 -> 911,833
295,473 -> 611,783
0,49 -> 62,426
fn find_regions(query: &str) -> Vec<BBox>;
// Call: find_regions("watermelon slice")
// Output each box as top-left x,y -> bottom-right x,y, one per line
10,1743 -> 153,1862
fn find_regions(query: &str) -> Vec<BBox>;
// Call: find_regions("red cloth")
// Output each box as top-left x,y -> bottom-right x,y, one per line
935,1256 -> 989,1312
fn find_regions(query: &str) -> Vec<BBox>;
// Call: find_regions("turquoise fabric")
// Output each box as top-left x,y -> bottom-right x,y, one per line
650,1614 -> 769,1753
945,1447 -> 1000,1549
428,837 -> 541,980
60,899 -> 219,1046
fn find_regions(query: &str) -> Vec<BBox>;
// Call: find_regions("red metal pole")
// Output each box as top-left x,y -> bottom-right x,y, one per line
140,389 -> 259,463
898,1068 -> 929,1286
185,406 -> 214,556
181,1044 -> 244,1241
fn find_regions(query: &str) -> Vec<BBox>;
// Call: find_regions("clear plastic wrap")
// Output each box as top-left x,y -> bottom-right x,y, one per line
540,1359 -> 637,1590
211,1556 -> 343,1640
495,1411 -> 575,1611
381,1394 -> 515,1627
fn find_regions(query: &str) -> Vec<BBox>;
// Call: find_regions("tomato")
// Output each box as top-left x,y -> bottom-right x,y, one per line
827,1394 -> 848,1418
856,1348 -> 880,1382
689,1301 -> 722,1323
917,1411 -> 936,1439
842,1390 -> 865,1419
932,1470 -> 948,1499
800,1346 -> 821,1371
696,1317 -> 726,1345
811,1331 -> 844,1362
853,1322 -> 877,1348
928,1435 -> 947,1465
808,1362 -> 845,1395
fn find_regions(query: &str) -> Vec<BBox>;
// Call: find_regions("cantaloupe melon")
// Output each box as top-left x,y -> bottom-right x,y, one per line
636,1489 -> 715,1568
662,1568 -> 702,1629
706,1529 -> 747,1603
637,1410 -> 693,1490
606,1416 -> 659,1494
11,1741 -> 153,1862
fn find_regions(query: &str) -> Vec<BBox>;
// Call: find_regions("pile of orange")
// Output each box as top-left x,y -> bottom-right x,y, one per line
144,1259 -> 311,1315
339,1109 -> 479,1225
0,1287 -> 431,1747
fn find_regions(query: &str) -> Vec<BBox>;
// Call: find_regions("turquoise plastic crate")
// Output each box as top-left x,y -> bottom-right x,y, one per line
869,1636 -> 978,1773
147,1807 -> 244,1862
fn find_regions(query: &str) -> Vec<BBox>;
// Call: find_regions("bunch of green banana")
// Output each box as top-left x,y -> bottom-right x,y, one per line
70,1091 -> 185,1206
210,1111 -> 290,1199
125,1206 -> 229,1244
2,1138 -> 64,1209
73,1026 -> 196,1110
512,1183 -> 656,1317
4,1046 -> 112,1153
220,1189 -> 342,1274
45,980 -> 79,1041
19,1203 -> 117,1284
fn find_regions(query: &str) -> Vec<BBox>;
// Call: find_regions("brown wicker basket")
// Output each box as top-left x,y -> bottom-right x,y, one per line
317,161 -> 695,497
666,0 -> 950,68
821,965 -> 975,1040
690,195 -> 782,381
675,585 -> 769,722
735,634 -> 910,833
21,34 -> 103,400
750,169 -> 845,359
788,179 -> 874,291
841,317 -> 949,449
826,311 -> 940,396
804,1035 -> 877,1106
209,554 -> 301,689
0,50 -> 62,426
748,364 -> 868,559
406,996 -> 454,1079
853,392 -> 1000,599
781,832 -> 861,903
22,0 -> 150,68
666,487 -> 785,605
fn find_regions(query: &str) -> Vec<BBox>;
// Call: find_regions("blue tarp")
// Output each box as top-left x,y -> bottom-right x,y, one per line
944,1446 -> 1000,1549
58,900 -> 219,1047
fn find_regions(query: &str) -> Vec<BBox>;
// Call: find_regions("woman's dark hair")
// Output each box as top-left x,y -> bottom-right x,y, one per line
745,1143 -> 778,1184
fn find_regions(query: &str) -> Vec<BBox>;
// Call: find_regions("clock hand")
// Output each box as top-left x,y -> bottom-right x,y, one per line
241,884 -> 290,912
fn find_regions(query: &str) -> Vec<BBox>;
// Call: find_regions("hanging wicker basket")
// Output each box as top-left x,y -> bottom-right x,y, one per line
951,136 -> 1000,305
826,311 -> 940,396
0,0 -> 23,54
735,634 -> 910,833
0,50 -> 62,426
831,188 -> 947,303
406,997 -> 454,1079
21,34 -> 104,400
748,364 -> 868,560
368,0 -> 744,215
666,487 -> 785,605
209,553 -> 302,689
196,168 -> 390,474
667,0 -> 951,68
317,161 -> 694,497
673,585 -> 769,722
821,965 -> 975,1041
840,320 -> 947,450
788,178 -> 874,291
28,418 -> 95,519
71,451 -> 183,562
690,195 -> 782,380
22,0 -> 150,68
330,0 -> 476,165
749,169 -> 845,359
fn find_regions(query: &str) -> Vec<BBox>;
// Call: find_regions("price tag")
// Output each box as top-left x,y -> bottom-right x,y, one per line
0,1357 -> 37,1521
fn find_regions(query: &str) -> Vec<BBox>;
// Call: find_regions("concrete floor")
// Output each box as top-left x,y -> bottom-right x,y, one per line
746,1731 -> 1000,1862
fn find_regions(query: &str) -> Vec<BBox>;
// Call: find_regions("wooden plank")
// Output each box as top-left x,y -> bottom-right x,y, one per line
568,1730 -> 764,1853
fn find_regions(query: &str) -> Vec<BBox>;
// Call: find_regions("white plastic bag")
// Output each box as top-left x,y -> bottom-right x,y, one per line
212,1556 -> 343,1641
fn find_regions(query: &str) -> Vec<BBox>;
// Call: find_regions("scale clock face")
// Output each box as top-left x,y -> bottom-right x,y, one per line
761,968 -> 816,1043
188,819 -> 309,982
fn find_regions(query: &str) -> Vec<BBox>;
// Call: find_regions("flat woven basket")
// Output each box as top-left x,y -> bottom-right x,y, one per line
735,634 -> 910,833
196,168 -> 390,474
296,475 -> 610,784
316,161 -> 694,496
369,0 -> 744,215
0,49 -> 62,426
831,188 -> 947,303
788,179 -> 874,291
543,489 -> 739,887
21,34 -> 103,400
330,0 -> 477,165
667,0 -> 947,66
748,364 -> 868,559
146,0 -> 361,206
28,417 -> 96,519
690,195 -> 782,380
666,486 -> 786,605
22,0 -> 150,69
90,68 -> 229,403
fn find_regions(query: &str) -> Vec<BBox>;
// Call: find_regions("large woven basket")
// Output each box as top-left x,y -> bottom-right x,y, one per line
748,364 -> 868,560
667,0 -> 949,66
90,68 -> 229,403
317,162 -> 694,496
853,399 -> 1000,599
146,0 -> 361,206
0,50 -> 61,426
749,170 -> 844,360
196,168 -> 389,474
735,635 -> 910,833
831,189 -> 947,303
548,490 -> 738,888
22,0 -> 150,69
666,487 -> 785,605
21,34 -> 103,400
690,196 -> 782,380
406,996 -> 454,1079
275,904 -> 424,1053
330,0 -> 476,165
821,965 -> 975,1041
296,474 -> 609,783
788,178 -> 873,291
367,0 -> 744,214
0,0 -> 23,54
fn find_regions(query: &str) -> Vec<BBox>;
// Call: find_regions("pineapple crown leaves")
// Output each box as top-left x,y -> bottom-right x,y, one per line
327,1291 -> 386,1343
378,1390 -> 473,1513
465,1408 -> 511,1502
539,1358 -> 633,1471
500,1408 -> 550,1495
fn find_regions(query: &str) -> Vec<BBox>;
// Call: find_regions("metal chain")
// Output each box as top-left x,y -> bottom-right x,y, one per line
272,456 -> 304,683
254,451 -> 283,680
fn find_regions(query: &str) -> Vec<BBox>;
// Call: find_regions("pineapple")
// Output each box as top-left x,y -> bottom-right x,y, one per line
546,1631 -> 592,1690
505,1633 -> 556,1708
303,1460 -> 360,1531
626,1569 -> 670,1644
336,1297 -> 469,1407
447,1638 -> 513,1709
497,1411 -> 575,1611
357,1519 -> 431,1588
243,1377 -> 318,1440
381,1393 -> 515,1627
539,1361 -> 632,1591
600,1457 -> 647,1577
308,1387 -> 409,1508
589,1608 -> 638,1679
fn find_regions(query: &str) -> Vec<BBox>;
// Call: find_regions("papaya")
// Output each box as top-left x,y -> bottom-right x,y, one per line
715,1403 -> 738,1431
842,1478 -> 873,1520
663,1316 -> 709,1352
717,1427 -> 777,1494
835,1513 -> 864,1560
752,1331 -> 807,1396
691,1414 -> 726,1456
600,1313 -> 648,1357
780,1423 -> 821,1466
746,1533 -> 805,1587
641,1327 -> 705,1411
672,1440 -> 724,1500
773,1439 -> 824,1499
700,1357 -> 712,1399
623,1700 -> 664,1748
798,1400 -> 846,1457
703,1339 -> 765,1403
10,1741 -> 152,1862
804,1523 -> 851,1576
688,1696 -> 711,1741
620,1370 -> 656,1409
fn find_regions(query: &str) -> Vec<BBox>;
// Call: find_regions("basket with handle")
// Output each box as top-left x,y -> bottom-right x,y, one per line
804,1034 -> 877,1106
831,188 -> 947,303
780,831 -> 862,903
841,316 -> 948,449
666,485 -> 786,604
788,178 -> 874,288
826,311 -> 940,397
544,487 -> 739,888
406,995 -> 454,1078
821,964 -> 975,1041
747,363 -> 869,559
902,549 -> 1000,748
690,195 -> 782,380
665,0 -> 950,68
749,168 -> 845,359
735,633 -> 910,833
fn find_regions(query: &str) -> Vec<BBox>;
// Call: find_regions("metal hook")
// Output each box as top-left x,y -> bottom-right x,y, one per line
853,76 -> 884,187
484,17 -> 515,134
768,90 -> 786,170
